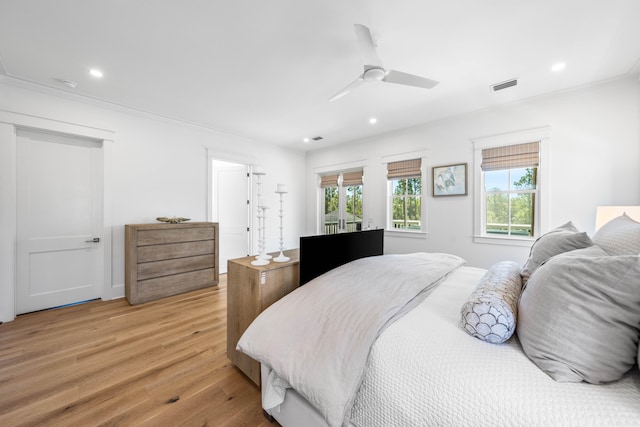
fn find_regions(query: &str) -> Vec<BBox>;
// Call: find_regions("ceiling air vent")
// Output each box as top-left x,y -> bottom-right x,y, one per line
491,78 -> 518,92
311,136 -> 324,141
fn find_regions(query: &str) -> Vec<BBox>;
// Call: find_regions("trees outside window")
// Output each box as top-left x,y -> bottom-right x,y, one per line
485,167 -> 536,236
391,178 -> 422,230
323,186 -> 339,234
385,156 -> 425,234
321,170 -> 363,234
345,184 -> 363,231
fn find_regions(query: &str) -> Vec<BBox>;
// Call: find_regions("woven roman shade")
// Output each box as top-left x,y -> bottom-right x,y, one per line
320,174 -> 339,188
387,158 -> 422,179
342,170 -> 363,186
481,141 -> 540,171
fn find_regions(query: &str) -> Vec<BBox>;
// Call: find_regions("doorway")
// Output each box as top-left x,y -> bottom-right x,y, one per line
211,159 -> 250,273
16,129 -> 104,314
321,170 -> 364,234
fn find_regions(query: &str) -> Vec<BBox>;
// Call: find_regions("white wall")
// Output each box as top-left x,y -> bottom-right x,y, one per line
0,80 -> 305,322
305,76 -> 640,268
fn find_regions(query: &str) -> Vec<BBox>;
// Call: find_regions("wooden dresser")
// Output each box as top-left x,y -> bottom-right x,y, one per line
227,249 -> 299,385
125,222 -> 219,305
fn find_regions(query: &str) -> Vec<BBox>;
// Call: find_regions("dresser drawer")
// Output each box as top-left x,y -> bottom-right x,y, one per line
135,269 -> 216,302
137,240 -> 215,263
137,254 -> 215,281
137,227 -> 216,246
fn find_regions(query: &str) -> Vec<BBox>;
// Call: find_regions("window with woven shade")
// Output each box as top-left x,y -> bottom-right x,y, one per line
473,127 -> 549,243
481,142 -> 539,171
319,169 -> 364,234
386,158 -> 423,232
387,158 -> 422,180
481,142 -> 539,237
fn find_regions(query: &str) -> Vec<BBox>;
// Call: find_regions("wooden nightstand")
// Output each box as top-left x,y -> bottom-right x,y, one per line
226,249 -> 299,386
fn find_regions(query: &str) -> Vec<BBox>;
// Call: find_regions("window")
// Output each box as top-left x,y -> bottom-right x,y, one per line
386,158 -> 425,233
320,170 -> 363,234
473,128 -> 549,244
343,171 -> 363,232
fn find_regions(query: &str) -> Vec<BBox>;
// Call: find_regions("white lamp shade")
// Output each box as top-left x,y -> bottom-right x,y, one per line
595,206 -> 640,231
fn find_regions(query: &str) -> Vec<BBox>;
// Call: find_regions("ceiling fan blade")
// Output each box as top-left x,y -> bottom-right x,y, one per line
383,70 -> 439,89
354,24 -> 382,67
328,76 -> 364,102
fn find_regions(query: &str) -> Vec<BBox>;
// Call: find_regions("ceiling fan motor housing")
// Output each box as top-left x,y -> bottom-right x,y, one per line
363,67 -> 386,81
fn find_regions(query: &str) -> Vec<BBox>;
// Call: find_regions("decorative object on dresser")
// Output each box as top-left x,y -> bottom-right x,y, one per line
252,165 -> 270,266
227,249 -> 299,386
125,222 -> 218,305
274,184 -> 290,262
156,216 -> 191,223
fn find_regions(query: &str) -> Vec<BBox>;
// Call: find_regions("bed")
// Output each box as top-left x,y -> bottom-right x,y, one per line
237,217 -> 640,427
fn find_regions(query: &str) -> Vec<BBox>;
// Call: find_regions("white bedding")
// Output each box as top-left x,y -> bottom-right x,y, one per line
350,266 -> 640,426
237,253 -> 465,427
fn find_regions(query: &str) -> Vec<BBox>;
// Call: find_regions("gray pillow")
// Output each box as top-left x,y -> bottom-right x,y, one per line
553,245 -> 608,258
517,251 -> 640,383
520,221 -> 593,285
593,213 -> 640,255
460,261 -> 523,344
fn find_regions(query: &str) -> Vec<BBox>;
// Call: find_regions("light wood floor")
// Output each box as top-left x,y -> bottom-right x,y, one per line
0,275 -> 275,427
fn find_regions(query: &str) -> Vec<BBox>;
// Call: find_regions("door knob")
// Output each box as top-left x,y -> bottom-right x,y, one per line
85,237 -> 100,243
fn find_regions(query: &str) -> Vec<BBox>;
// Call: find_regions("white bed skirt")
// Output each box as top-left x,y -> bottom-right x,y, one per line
261,365 -> 356,427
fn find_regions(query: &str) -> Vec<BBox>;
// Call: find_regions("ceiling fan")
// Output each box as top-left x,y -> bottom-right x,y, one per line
329,24 -> 439,102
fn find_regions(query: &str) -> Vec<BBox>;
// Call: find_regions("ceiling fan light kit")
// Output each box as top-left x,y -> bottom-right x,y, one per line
363,67 -> 386,81
329,24 -> 439,102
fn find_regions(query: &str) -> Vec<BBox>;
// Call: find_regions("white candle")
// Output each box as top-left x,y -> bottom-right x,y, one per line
276,184 -> 287,193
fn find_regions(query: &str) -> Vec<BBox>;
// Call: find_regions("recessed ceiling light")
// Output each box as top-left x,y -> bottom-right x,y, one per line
89,68 -> 103,78
369,118 -> 377,124
303,138 -> 310,143
551,62 -> 566,72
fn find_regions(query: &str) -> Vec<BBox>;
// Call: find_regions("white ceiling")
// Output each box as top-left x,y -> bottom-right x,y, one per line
1,0 -> 639,151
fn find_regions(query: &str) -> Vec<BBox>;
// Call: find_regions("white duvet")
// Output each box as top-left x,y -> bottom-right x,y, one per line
350,266 -> 640,426
236,252 -> 464,427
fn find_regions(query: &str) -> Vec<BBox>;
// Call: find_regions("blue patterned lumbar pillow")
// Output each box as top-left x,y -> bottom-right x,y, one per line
460,261 -> 523,344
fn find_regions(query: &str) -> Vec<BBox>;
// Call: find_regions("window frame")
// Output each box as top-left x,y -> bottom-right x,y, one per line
484,168 -> 537,237
315,161 -> 367,235
382,151 -> 429,238
472,127 -> 550,246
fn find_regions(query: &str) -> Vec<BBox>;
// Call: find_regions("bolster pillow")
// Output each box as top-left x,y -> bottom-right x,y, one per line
460,261 -> 523,344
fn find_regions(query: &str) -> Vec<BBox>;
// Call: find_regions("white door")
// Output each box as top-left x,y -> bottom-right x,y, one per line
212,160 -> 249,274
16,129 -> 103,314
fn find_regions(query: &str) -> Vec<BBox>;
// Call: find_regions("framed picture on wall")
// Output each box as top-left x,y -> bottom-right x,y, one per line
433,163 -> 467,197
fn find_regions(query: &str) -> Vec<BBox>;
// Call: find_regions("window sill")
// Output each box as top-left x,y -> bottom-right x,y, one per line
473,235 -> 534,247
385,230 -> 428,239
